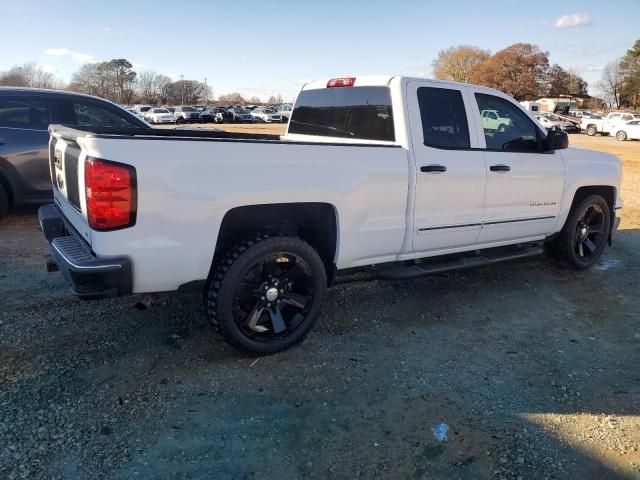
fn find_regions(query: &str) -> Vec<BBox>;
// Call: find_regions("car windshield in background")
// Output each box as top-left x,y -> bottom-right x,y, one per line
289,86 -> 395,141
237,109 -> 250,114
154,109 -> 169,113
182,107 -> 197,112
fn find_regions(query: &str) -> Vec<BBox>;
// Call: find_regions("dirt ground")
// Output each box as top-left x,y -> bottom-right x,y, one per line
1,131 -> 639,479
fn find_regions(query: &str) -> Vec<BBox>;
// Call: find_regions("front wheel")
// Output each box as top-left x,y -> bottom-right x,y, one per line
554,194 -> 611,269
586,125 -> 597,136
616,131 -> 627,141
204,234 -> 327,355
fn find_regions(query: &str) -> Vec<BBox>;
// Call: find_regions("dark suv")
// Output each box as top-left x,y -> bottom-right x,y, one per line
0,88 -> 150,219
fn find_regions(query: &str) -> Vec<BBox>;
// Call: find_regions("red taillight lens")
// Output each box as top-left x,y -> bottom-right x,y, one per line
85,157 -> 136,230
327,77 -> 356,88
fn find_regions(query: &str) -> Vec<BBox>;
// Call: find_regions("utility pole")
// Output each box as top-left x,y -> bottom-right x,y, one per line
204,77 -> 208,106
180,74 -> 184,105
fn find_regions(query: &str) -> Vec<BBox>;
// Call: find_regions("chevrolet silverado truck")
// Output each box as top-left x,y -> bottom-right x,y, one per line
39,76 -> 623,355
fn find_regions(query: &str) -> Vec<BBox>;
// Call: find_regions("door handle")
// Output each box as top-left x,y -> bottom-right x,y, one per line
490,164 -> 511,172
421,164 -> 447,173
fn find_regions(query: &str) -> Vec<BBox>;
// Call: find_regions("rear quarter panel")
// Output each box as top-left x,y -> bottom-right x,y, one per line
79,136 -> 409,293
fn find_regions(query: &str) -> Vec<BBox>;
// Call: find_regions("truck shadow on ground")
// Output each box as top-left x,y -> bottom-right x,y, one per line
1,216 -> 638,479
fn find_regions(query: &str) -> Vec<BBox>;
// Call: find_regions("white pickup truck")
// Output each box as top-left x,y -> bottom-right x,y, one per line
581,112 -> 640,136
40,76 -> 623,355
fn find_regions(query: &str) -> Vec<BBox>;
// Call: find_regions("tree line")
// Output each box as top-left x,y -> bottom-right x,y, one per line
432,39 -> 640,109
0,59 -> 235,106
2,39 -> 639,109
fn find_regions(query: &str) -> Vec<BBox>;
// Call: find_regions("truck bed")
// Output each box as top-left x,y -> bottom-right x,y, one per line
52,125 -> 281,142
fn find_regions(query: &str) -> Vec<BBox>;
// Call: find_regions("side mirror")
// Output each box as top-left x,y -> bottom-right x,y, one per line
543,127 -> 569,151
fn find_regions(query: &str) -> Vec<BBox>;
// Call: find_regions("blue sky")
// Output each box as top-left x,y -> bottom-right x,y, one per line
2,0 -> 638,100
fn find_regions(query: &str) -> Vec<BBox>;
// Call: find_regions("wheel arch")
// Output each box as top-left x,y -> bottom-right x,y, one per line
555,185 -> 617,240
212,202 -> 339,285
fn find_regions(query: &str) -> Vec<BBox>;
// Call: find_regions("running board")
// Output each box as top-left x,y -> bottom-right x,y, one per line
376,243 -> 545,280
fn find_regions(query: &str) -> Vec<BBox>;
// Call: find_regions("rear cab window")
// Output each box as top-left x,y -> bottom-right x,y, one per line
289,86 -> 395,142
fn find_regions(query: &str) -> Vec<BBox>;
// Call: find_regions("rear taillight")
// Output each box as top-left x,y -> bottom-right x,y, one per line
85,157 -> 137,231
327,77 -> 356,88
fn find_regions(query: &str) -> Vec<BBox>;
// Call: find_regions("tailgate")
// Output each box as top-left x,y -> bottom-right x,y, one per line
49,128 -> 93,245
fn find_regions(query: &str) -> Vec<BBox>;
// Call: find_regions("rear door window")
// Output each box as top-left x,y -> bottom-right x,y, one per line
0,97 -> 50,130
289,86 -> 395,141
417,87 -> 470,149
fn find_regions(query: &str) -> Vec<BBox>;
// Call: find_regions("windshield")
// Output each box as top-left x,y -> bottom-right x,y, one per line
140,106 -> 151,112
154,109 -> 169,113
236,109 -> 250,114
289,86 -> 395,141
182,107 -> 196,112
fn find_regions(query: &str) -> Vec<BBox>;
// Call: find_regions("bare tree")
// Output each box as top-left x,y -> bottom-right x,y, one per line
432,45 -> 490,83
267,95 -> 278,104
596,60 -> 624,109
135,70 -> 173,105
248,96 -> 261,104
0,62 -> 62,89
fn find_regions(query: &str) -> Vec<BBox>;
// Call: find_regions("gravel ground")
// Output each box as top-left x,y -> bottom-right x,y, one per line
1,133 -> 640,479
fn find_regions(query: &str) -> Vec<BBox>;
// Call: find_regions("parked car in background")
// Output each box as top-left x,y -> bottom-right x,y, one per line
613,120 -> 640,141
581,112 -> 639,136
535,113 -> 580,133
0,87 -> 149,220
145,107 -> 176,124
173,106 -> 201,123
275,103 -> 292,122
250,108 -> 282,123
227,108 -> 254,123
200,107 -> 225,123
132,105 -> 153,117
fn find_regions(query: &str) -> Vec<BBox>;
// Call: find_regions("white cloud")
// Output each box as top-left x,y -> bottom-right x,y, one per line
553,13 -> 592,28
45,47 -> 97,64
45,48 -> 71,56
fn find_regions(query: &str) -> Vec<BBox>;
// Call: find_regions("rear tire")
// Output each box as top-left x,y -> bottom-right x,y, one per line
204,234 -> 327,355
616,131 -> 627,141
553,194 -> 611,269
0,184 -> 8,220
586,125 -> 597,136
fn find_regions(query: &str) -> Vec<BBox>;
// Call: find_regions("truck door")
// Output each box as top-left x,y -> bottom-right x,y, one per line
407,81 -> 486,252
469,90 -> 565,243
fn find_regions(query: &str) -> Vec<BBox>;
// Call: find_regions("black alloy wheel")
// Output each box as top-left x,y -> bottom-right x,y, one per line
553,194 -> 611,269
574,204 -> 606,262
205,234 -> 327,355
